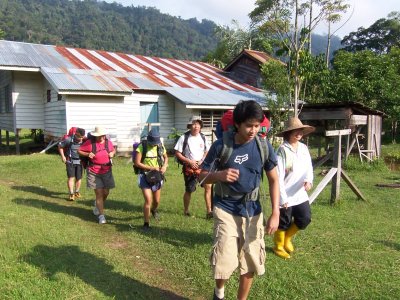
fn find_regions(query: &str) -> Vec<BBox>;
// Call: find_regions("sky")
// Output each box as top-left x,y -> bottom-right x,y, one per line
106,0 -> 399,38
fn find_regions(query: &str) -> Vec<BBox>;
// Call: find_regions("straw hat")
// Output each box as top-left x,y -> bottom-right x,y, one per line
187,116 -> 203,129
90,126 -> 107,137
276,117 -> 315,137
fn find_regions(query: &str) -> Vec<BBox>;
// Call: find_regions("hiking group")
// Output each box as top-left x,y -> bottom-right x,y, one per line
58,99 -> 316,300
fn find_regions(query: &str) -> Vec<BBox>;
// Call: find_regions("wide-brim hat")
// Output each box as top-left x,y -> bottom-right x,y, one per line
90,126 -> 107,137
187,116 -> 203,129
147,128 -> 161,145
276,117 -> 315,137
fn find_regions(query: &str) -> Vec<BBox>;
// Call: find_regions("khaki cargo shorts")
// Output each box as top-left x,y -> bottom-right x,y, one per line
87,170 -> 115,189
210,206 -> 266,280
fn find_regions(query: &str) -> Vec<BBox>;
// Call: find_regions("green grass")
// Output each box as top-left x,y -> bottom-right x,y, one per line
0,148 -> 399,299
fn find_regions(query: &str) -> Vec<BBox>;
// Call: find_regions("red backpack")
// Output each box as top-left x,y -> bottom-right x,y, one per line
217,110 -> 270,138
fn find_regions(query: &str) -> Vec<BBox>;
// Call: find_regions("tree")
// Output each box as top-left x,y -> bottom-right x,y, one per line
260,60 -> 292,142
204,20 -> 274,67
0,28 -> 4,39
329,48 -> 400,142
250,0 -> 349,116
341,11 -> 400,54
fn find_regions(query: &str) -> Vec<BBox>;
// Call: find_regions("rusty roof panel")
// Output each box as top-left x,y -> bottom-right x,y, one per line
0,40 -> 264,98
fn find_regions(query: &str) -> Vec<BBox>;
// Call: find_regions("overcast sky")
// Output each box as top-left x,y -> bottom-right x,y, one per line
106,0 -> 399,38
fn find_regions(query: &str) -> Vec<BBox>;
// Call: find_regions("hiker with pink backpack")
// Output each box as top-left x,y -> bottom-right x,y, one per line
78,126 -> 116,224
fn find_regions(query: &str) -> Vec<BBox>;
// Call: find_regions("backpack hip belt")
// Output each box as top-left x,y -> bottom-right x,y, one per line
214,183 -> 259,201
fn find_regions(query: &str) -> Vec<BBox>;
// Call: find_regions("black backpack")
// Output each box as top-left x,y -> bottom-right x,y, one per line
176,131 -> 206,165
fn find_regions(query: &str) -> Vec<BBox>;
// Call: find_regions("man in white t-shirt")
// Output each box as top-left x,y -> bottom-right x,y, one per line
175,116 -> 213,219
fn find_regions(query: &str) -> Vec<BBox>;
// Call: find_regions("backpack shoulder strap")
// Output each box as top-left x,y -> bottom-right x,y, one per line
181,131 -> 191,155
140,140 -> 147,163
219,131 -> 234,168
157,144 -> 164,167
91,139 -> 96,154
105,138 -> 109,153
254,135 -> 269,165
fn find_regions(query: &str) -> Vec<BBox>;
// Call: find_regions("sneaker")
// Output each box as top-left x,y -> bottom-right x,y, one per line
68,194 -> 75,201
93,200 -> 100,216
151,209 -> 160,220
98,214 -> 106,224
206,212 -> 213,220
74,191 -> 81,198
213,291 -> 224,300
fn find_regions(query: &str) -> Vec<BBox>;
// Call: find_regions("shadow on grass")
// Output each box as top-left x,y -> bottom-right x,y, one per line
23,245 -> 188,300
13,197 -> 97,223
119,223 -> 211,248
12,185 -> 66,200
376,240 -> 400,251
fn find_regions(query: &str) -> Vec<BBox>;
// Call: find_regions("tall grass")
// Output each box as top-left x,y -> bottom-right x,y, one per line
0,151 -> 399,299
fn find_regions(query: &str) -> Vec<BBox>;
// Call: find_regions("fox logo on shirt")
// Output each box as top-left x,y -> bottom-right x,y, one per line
234,154 -> 248,164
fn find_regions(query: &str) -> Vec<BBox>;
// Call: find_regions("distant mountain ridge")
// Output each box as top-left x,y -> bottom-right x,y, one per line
0,0 -> 342,61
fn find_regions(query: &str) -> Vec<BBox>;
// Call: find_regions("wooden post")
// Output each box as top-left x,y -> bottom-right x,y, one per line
309,129 -> 365,205
15,128 -> 21,155
6,131 -> 10,147
330,133 -> 342,204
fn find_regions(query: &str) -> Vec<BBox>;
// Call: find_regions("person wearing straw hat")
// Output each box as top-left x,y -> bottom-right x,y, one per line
273,117 -> 315,259
78,126 -> 116,224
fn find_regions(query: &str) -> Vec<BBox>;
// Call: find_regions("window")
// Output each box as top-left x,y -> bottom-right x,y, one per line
5,85 -> 12,113
140,102 -> 159,137
47,90 -> 51,102
57,93 -> 63,101
200,110 -> 223,128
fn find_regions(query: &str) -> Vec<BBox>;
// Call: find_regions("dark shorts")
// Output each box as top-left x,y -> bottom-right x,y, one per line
183,173 -> 198,193
86,170 -> 115,189
66,163 -> 83,180
279,201 -> 311,230
138,173 -> 164,192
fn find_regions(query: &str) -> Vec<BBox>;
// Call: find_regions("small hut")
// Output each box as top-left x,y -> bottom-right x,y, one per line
299,102 -> 386,162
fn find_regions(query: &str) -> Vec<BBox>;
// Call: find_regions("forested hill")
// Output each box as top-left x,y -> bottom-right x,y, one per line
0,0 -> 219,60
0,0 -> 342,62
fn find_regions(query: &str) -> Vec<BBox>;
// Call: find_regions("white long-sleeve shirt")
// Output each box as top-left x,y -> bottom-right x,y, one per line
276,141 -> 313,208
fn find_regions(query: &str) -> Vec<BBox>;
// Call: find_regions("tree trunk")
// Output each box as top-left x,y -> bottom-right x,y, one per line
326,15 -> 332,67
308,0 -> 313,54
392,120 -> 398,144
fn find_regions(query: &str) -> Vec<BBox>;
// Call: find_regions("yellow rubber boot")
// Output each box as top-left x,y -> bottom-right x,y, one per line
284,223 -> 300,254
273,230 -> 291,259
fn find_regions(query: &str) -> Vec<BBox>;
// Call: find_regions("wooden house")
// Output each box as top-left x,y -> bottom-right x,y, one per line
299,102 -> 386,161
223,49 -> 285,88
0,41 -> 268,155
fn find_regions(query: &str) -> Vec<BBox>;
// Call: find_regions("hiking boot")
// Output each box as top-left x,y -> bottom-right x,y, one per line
142,223 -> 150,232
68,194 -> 75,201
151,209 -> 160,220
74,191 -> 81,198
93,200 -> 100,216
98,214 -> 106,224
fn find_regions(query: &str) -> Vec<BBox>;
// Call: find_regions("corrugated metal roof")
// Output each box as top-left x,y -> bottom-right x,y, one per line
165,87 -> 267,107
0,40 -> 266,103
224,49 -> 285,71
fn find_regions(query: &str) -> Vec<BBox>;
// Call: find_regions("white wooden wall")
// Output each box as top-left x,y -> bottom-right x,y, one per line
0,70 -> 13,131
14,72 -> 44,129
